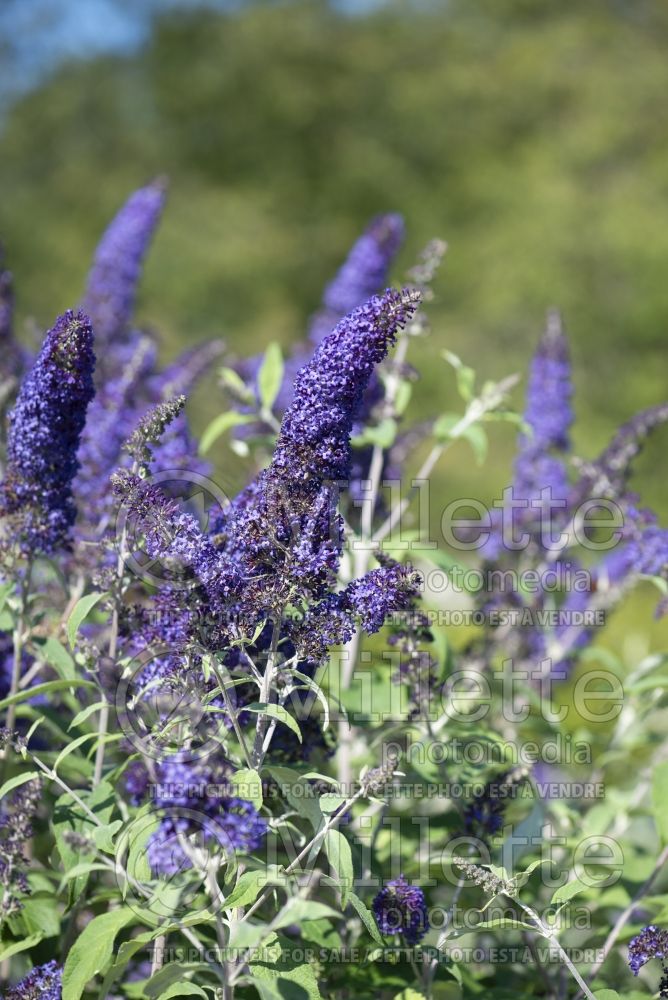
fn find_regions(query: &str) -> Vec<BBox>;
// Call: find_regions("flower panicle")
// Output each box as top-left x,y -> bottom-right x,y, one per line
123,394 -> 186,471
452,857 -> 514,898
5,959 -> 62,1000
82,178 -> 167,352
372,875 -> 429,945
628,924 -> 668,977
309,213 -> 406,346
1,309 -> 95,554
513,308 -> 573,503
0,776 -> 41,919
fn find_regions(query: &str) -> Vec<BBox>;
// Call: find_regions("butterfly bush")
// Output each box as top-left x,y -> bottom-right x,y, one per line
0,183 -> 667,1000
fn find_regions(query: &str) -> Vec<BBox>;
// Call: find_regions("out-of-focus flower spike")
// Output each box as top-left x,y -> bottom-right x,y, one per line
0,252 -> 30,393
1,310 -> 95,555
513,308 -> 573,502
82,179 -> 167,357
572,400 -> 668,505
151,338 -> 225,399
73,332 -> 158,547
308,213 -> 405,346
0,253 -> 14,347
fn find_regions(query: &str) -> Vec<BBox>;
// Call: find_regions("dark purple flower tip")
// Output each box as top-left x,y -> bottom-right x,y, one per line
275,287 -> 419,487
5,959 -> 62,1000
1,309 -> 95,554
372,875 -> 429,945
628,925 -> 668,975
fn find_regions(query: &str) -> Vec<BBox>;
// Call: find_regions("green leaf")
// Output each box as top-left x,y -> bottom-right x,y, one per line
653,760 -> 668,844
0,580 -> 16,615
93,819 -> 124,854
0,678 -> 96,713
348,891 -> 384,944
353,417 -> 398,449
471,916 -> 533,930
265,766 -> 322,831
66,591 -> 107,649
394,380 -> 413,416
157,985 -> 207,999
593,992 -> 620,1000
62,908 -> 134,1000
319,793 -> 346,813
35,635 -> 76,680
433,412 -> 487,463
145,964 -> 210,998
250,957 -> 322,1000
53,781 -> 116,905
291,669 -> 330,732
18,892 -> 61,939
231,767 -> 263,807
0,769 -> 40,802
245,703 -> 302,742
100,930 -> 157,994
219,365 -> 255,402
224,869 -> 269,910
550,877 -> 589,907
69,700 -> 107,731
272,898 -> 340,929
0,931 -> 43,961
442,350 -> 476,401
199,410 -> 255,455
324,829 -> 354,907
54,731 -> 102,772
258,341 -> 284,411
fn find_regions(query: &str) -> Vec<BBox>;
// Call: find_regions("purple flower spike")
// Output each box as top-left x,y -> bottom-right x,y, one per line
514,308 -> 573,503
1,310 -> 95,554
275,288 -> 418,488
82,179 -> 167,352
5,960 -> 62,1000
628,924 -> 668,975
309,213 -> 406,346
0,254 -> 29,384
221,289 -> 419,620
372,875 -> 429,945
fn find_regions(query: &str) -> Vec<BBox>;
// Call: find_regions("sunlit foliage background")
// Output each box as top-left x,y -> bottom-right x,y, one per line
1,0 -> 667,649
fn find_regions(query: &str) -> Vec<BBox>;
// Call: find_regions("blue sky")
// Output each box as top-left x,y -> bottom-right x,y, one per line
0,0 -> 240,114
0,0 -> 387,116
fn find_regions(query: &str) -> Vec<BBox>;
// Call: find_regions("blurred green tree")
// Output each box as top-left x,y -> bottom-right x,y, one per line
0,0 -> 667,523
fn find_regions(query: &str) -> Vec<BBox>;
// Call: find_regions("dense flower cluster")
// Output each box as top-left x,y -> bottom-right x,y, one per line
387,607 -> 439,719
3,185 -> 668,999
130,753 -> 267,876
462,768 -> 526,843
628,924 -> 668,976
473,309 -> 668,674
0,310 -> 95,554
372,875 -> 430,945
0,776 -> 41,918
4,960 -> 62,1000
